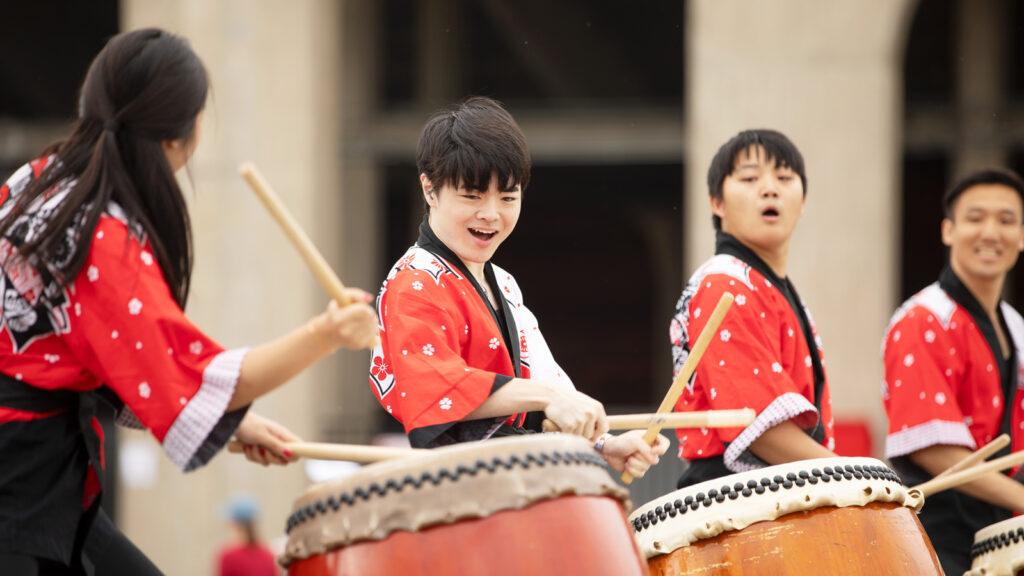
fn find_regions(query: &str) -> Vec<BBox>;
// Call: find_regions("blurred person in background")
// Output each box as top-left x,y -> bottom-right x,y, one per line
216,495 -> 279,576
882,168 -> 1024,574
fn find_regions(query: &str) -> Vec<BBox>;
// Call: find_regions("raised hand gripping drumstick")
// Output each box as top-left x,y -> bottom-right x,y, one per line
913,447 -> 1024,497
620,292 -> 736,484
227,440 -> 422,463
542,409 -> 755,432
239,163 -> 376,348
932,433 -> 1009,480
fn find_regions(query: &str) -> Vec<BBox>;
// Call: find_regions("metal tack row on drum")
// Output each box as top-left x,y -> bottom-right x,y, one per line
281,434 -> 649,576
629,457 -> 944,575
967,515 -> 1024,576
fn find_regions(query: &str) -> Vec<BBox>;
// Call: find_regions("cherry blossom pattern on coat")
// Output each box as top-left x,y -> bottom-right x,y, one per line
0,159 -> 248,472
669,254 -> 834,472
369,246 -> 572,444
882,283 -> 1024,460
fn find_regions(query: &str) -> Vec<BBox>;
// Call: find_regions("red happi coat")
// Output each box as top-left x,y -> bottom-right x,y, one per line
669,238 -> 834,473
882,272 -> 1024,461
370,242 -> 572,447
881,268 -> 1024,575
0,159 -> 244,467
0,159 -> 246,563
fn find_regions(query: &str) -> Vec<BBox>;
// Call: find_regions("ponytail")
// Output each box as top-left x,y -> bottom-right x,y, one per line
0,28 -> 206,308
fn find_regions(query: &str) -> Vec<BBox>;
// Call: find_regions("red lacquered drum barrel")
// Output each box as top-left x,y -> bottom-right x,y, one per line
629,457 -> 942,575
967,516 -> 1024,576
280,434 -> 649,576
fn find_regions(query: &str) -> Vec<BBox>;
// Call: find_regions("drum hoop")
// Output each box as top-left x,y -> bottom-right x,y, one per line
968,518 -> 1024,576
285,448 -> 608,533
281,436 -> 629,566
971,525 -> 1024,559
629,457 -> 923,559
632,462 -> 904,536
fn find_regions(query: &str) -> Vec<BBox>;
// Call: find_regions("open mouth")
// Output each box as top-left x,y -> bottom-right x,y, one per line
762,207 -> 780,218
469,228 -> 498,241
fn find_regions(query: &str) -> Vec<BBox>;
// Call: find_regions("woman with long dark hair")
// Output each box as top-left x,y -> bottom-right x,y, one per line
0,28 -> 377,575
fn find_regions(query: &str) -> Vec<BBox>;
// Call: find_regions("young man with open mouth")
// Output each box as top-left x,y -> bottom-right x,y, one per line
669,129 -> 837,488
368,96 -> 667,477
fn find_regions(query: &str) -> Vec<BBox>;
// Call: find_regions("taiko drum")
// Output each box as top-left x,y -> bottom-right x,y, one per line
629,457 -> 943,576
967,515 -> 1024,576
281,434 -> 649,576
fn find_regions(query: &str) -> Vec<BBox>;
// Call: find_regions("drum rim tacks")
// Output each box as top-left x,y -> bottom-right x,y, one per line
629,456 -> 924,559
280,434 -> 630,566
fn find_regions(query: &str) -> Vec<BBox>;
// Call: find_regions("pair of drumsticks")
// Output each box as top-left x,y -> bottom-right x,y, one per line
912,434 -> 1024,497
231,164 -> 750,481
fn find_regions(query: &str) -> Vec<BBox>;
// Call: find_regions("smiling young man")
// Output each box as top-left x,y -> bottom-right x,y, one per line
368,97 -> 667,478
882,169 -> 1024,574
669,129 -> 837,488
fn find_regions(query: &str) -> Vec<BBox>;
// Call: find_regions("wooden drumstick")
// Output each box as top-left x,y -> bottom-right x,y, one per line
239,163 -> 352,307
913,448 -> 1024,497
227,440 -> 422,463
541,409 -> 756,432
621,292 -> 735,485
932,434 -> 1009,480
240,163 -> 378,349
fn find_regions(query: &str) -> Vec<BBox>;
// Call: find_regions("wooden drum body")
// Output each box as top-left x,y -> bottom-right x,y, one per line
281,434 -> 649,576
967,516 -> 1024,576
629,457 -> 942,576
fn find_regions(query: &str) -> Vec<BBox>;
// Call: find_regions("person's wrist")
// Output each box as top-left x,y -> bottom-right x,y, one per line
306,315 -> 336,354
536,381 -> 560,412
593,433 -> 612,453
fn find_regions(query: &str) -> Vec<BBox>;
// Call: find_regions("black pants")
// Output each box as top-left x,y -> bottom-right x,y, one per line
0,509 -> 163,576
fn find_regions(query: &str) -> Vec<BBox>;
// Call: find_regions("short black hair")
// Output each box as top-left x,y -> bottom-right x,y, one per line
706,129 -> 806,230
416,96 -> 530,211
943,168 -> 1024,218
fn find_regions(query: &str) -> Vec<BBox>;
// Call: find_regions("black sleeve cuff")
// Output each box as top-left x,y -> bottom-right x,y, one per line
492,373 -> 513,394
408,374 -> 515,448
184,405 -> 249,472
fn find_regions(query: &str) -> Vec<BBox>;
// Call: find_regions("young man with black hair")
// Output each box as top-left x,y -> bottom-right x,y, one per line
369,96 -> 668,478
883,168 -> 1024,575
669,129 -> 837,488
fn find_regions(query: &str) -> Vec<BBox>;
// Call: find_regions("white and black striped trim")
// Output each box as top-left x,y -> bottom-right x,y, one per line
671,255 -> 755,380
723,392 -> 817,473
885,419 -> 976,459
1001,301 -> 1024,390
163,347 -> 248,471
881,284 -> 955,356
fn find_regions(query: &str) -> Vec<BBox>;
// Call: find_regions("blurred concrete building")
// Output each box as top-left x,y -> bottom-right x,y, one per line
4,0 -> 1021,572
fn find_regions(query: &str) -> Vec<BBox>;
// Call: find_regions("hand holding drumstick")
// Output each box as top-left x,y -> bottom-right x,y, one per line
621,292 -> 735,484
307,291 -> 379,353
598,430 -> 671,479
541,410 -> 754,479
232,412 -> 303,466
